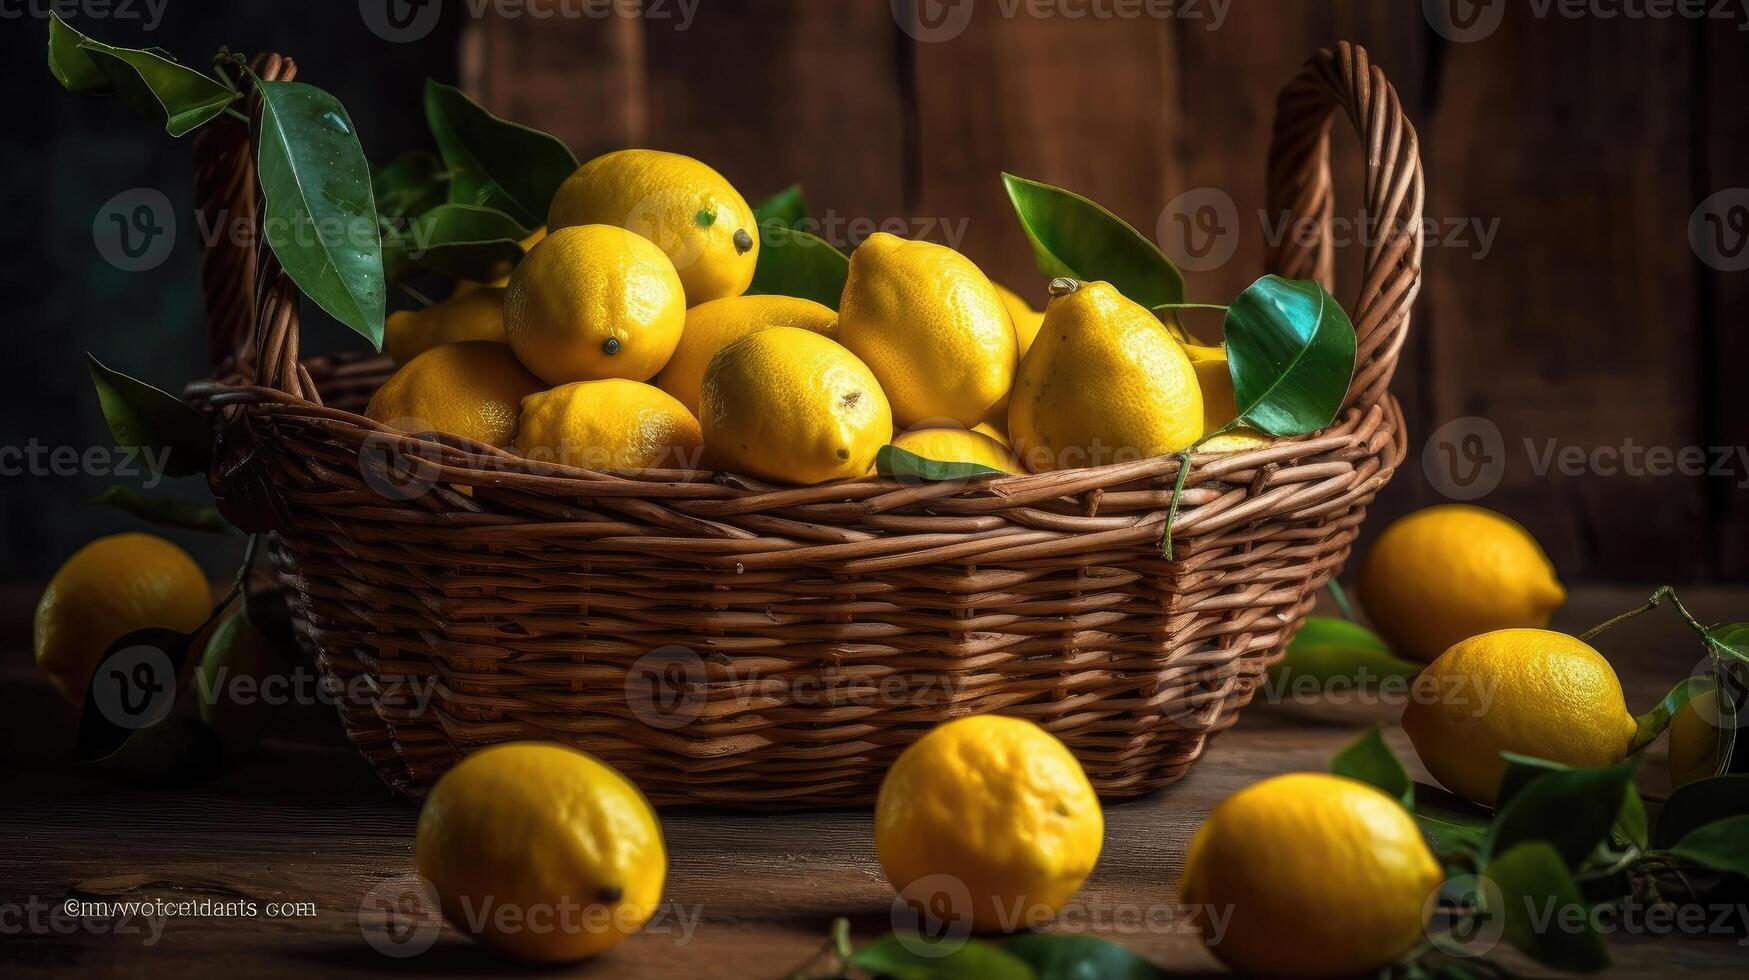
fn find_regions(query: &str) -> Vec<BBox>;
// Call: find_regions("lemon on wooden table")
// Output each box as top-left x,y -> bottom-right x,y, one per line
514,379 -> 703,472
1359,504 -> 1566,663
1180,772 -> 1442,977
416,742 -> 666,962
837,232 -> 1017,428
365,341 -> 542,447
1402,628 -> 1637,805
700,326 -> 891,485
35,533 -> 211,703
504,224 -> 686,385
1008,278 -> 1202,472
653,294 -> 837,417
385,287 -> 508,367
548,149 -> 757,305
875,715 -> 1103,933
892,427 -> 1020,474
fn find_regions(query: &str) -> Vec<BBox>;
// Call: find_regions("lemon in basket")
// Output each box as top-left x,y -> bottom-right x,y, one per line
385,287 -> 507,367
365,341 -> 542,447
700,326 -> 890,484
992,281 -> 1045,357
1402,628 -> 1637,805
548,149 -> 757,305
875,715 -> 1103,933
35,533 -> 211,703
504,224 -> 686,385
1180,772 -> 1441,977
1180,342 -> 1240,433
1009,278 -> 1202,472
838,233 -> 1017,428
416,742 -> 666,962
514,379 -> 703,471
653,294 -> 837,417
1358,504 -> 1566,662
892,427 -> 1020,474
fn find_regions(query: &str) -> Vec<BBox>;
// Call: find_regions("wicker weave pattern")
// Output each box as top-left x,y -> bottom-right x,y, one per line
188,43 -> 1421,807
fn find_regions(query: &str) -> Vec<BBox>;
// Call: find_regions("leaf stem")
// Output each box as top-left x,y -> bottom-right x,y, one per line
1327,579 -> 1357,621
1579,586 -> 1675,641
1161,448 -> 1193,560
396,281 -> 437,308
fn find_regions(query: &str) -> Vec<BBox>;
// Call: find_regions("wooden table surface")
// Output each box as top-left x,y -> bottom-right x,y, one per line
4,584 -> 1746,978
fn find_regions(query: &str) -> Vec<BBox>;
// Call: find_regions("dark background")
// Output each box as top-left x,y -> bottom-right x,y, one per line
5,0 -> 1746,582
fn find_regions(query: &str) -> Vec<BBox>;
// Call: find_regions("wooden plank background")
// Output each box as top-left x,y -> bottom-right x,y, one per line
461,0 -> 1746,583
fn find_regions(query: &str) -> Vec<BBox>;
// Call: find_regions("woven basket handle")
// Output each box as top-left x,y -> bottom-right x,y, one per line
1264,42 -> 1423,410
192,53 -> 316,403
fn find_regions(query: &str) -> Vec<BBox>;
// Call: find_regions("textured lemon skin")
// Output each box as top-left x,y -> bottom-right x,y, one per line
548,150 -> 757,305
504,224 -> 686,385
701,327 -> 892,485
654,295 -> 837,417
35,533 -> 210,703
514,379 -> 704,472
1181,342 -> 1240,433
876,716 -> 1103,933
1359,505 -> 1566,663
416,742 -> 666,962
386,287 -> 508,367
1180,773 -> 1442,978
892,427 -> 1020,474
1403,629 -> 1638,805
1008,281 -> 1203,472
1668,690 -> 1723,788
838,233 -> 1017,428
365,341 -> 543,447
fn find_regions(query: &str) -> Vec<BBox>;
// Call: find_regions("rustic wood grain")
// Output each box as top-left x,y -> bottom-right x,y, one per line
3,586 -> 1743,978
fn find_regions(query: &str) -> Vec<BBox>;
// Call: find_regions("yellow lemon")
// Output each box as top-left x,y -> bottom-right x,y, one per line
514,379 -> 704,471
385,287 -> 507,367
838,233 -> 1016,428
1198,430 -> 1274,453
416,742 -> 666,962
1403,629 -> 1638,805
1668,689 -> 1724,789
875,715 -> 1102,933
1009,279 -> 1202,472
1359,504 -> 1566,663
1181,772 -> 1442,977
548,150 -> 757,305
992,282 -> 1044,357
452,226 -> 550,292
653,294 -> 837,417
504,224 -> 685,385
365,340 -> 542,447
892,427 -> 1020,474
973,421 -> 1010,448
701,327 -> 891,484
1181,342 -> 1240,433
35,533 -> 211,703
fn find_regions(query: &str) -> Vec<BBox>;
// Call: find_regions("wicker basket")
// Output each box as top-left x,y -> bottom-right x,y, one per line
185,41 -> 1420,808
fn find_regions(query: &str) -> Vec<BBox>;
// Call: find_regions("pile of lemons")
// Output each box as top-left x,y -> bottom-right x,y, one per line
366,149 -> 1253,482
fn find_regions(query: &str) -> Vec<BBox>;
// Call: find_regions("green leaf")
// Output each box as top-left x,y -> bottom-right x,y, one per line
48,17 -> 234,136
1222,275 -> 1357,437
254,79 -> 385,348
1270,616 -> 1421,687
373,150 -> 449,221
1630,674 -> 1713,753
86,353 -> 212,478
385,204 -> 526,282
1669,813 -> 1749,875
746,226 -> 849,309
1653,774 -> 1749,848
849,935 -> 1036,980
753,183 -> 809,230
1484,757 -> 1636,868
1415,787 -> 1492,856
424,80 -> 578,230
1705,622 -> 1749,667
1331,723 -> 1414,807
877,445 -> 1008,483
1001,172 -> 1184,310
47,12 -> 108,92
1002,934 -> 1162,980
88,486 -> 234,535
1482,842 -> 1611,973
